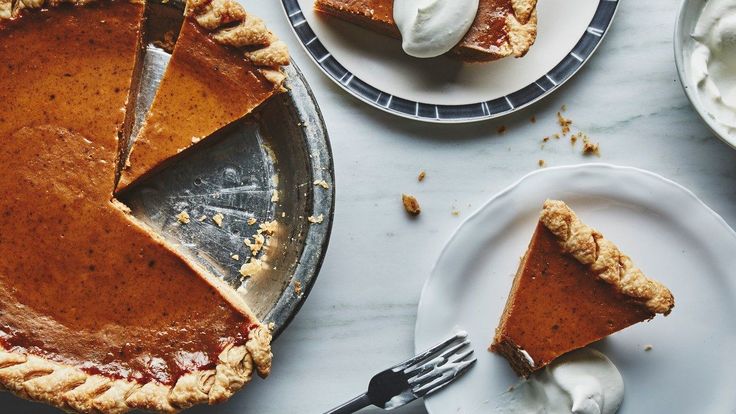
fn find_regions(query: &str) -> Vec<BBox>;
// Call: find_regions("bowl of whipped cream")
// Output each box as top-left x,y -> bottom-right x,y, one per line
676,0 -> 736,149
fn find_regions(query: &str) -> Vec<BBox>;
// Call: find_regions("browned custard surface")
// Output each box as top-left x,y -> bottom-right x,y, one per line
493,223 -> 654,373
313,0 -> 514,58
0,3 -> 253,386
118,16 -> 278,191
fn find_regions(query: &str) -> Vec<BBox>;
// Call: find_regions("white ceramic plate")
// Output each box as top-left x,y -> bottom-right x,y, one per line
415,164 -> 736,413
282,0 -> 618,122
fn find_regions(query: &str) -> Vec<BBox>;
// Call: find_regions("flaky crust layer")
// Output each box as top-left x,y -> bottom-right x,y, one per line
186,0 -> 289,87
0,324 -> 272,413
540,200 -> 675,315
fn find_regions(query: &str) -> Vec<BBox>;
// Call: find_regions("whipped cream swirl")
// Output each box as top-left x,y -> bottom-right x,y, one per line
690,0 -> 736,132
393,0 -> 479,58
496,348 -> 624,414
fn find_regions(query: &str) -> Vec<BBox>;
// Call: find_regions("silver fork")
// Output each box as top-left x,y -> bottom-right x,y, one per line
324,331 -> 477,413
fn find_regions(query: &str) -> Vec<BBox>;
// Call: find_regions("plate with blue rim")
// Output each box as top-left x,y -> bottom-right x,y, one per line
281,0 -> 619,123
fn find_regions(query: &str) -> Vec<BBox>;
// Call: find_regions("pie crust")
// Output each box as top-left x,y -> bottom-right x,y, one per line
0,0 -> 285,412
540,200 -> 674,314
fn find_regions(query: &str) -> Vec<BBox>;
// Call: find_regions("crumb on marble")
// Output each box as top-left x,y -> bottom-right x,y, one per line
402,194 -> 421,215
497,125 -> 507,134
231,254 -> 240,261
451,210 -> 460,217
538,159 -> 545,167
247,217 -> 257,226
271,191 -> 280,202
530,115 -> 536,123
294,280 -> 303,296
644,344 -> 654,352
176,211 -> 190,224
582,136 -> 600,156
212,213 -> 224,227
557,111 -> 572,136
198,215 -> 207,222
418,170 -> 426,182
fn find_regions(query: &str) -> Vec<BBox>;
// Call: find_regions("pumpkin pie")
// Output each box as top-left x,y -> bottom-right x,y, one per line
313,0 -> 538,62
116,0 -> 290,192
0,0 -> 287,412
491,200 -> 675,377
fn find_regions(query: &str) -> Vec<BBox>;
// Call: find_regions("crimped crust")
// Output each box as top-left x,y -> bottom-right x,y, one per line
505,7 -> 537,58
540,200 -> 675,315
0,324 -> 272,413
186,0 -> 289,87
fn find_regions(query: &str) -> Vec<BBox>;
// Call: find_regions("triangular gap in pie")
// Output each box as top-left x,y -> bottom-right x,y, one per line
313,0 -> 538,62
491,200 -> 674,377
116,0 -> 290,193
0,0 -> 285,412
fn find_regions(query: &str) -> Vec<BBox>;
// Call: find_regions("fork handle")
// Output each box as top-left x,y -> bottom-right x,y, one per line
324,393 -> 372,414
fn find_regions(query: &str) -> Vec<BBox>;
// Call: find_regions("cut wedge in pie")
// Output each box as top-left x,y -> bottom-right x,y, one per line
0,0 -> 288,412
491,200 -> 675,377
116,0 -> 290,192
313,0 -> 539,62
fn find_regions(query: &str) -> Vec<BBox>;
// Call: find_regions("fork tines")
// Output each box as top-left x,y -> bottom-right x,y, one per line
396,331 -> 476,398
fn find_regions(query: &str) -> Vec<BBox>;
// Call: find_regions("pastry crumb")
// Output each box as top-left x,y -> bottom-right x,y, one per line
271,191 -> 280,202
212,213 -> 224,227
308,214 -> 324,224
402,194 -> 421,215
582,136 -> 600,156
530,115 -> 536,123
451,210 -> 460,217
644,344 -> 654,352
231,254 -> 240,261
314,179 -> 330,189
294,280 -> 302,296
245,233 -> 266,255
259,220 -> 278,235
198,215 -> 207,222
281,211 -> 286,218
418,170 -> 426,182
542,136 -> 550,143
557,111 -> 572,136
175,211 -> 190,224
538,159 -> 545,167
497,125 -> 507,134
239,258 -> 263,278
247,217 -> 257,225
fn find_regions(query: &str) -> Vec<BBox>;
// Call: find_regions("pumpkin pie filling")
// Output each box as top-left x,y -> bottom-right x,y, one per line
117,4 -> 288,192
0,0 -> 285,411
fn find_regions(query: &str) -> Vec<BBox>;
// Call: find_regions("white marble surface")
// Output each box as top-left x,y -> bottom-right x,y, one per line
4,1 -> 736,413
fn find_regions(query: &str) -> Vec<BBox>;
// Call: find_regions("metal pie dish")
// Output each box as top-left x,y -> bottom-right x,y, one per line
675,0 -> 736,150
120,0 -> 334,337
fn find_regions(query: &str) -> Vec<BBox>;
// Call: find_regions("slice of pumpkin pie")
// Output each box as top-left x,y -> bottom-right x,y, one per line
491,200 -> 675,377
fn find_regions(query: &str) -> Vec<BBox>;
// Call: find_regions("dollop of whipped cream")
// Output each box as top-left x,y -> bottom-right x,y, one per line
690,0 -> 736,132
496,348 -> 624,414
392,0 -> 479,58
